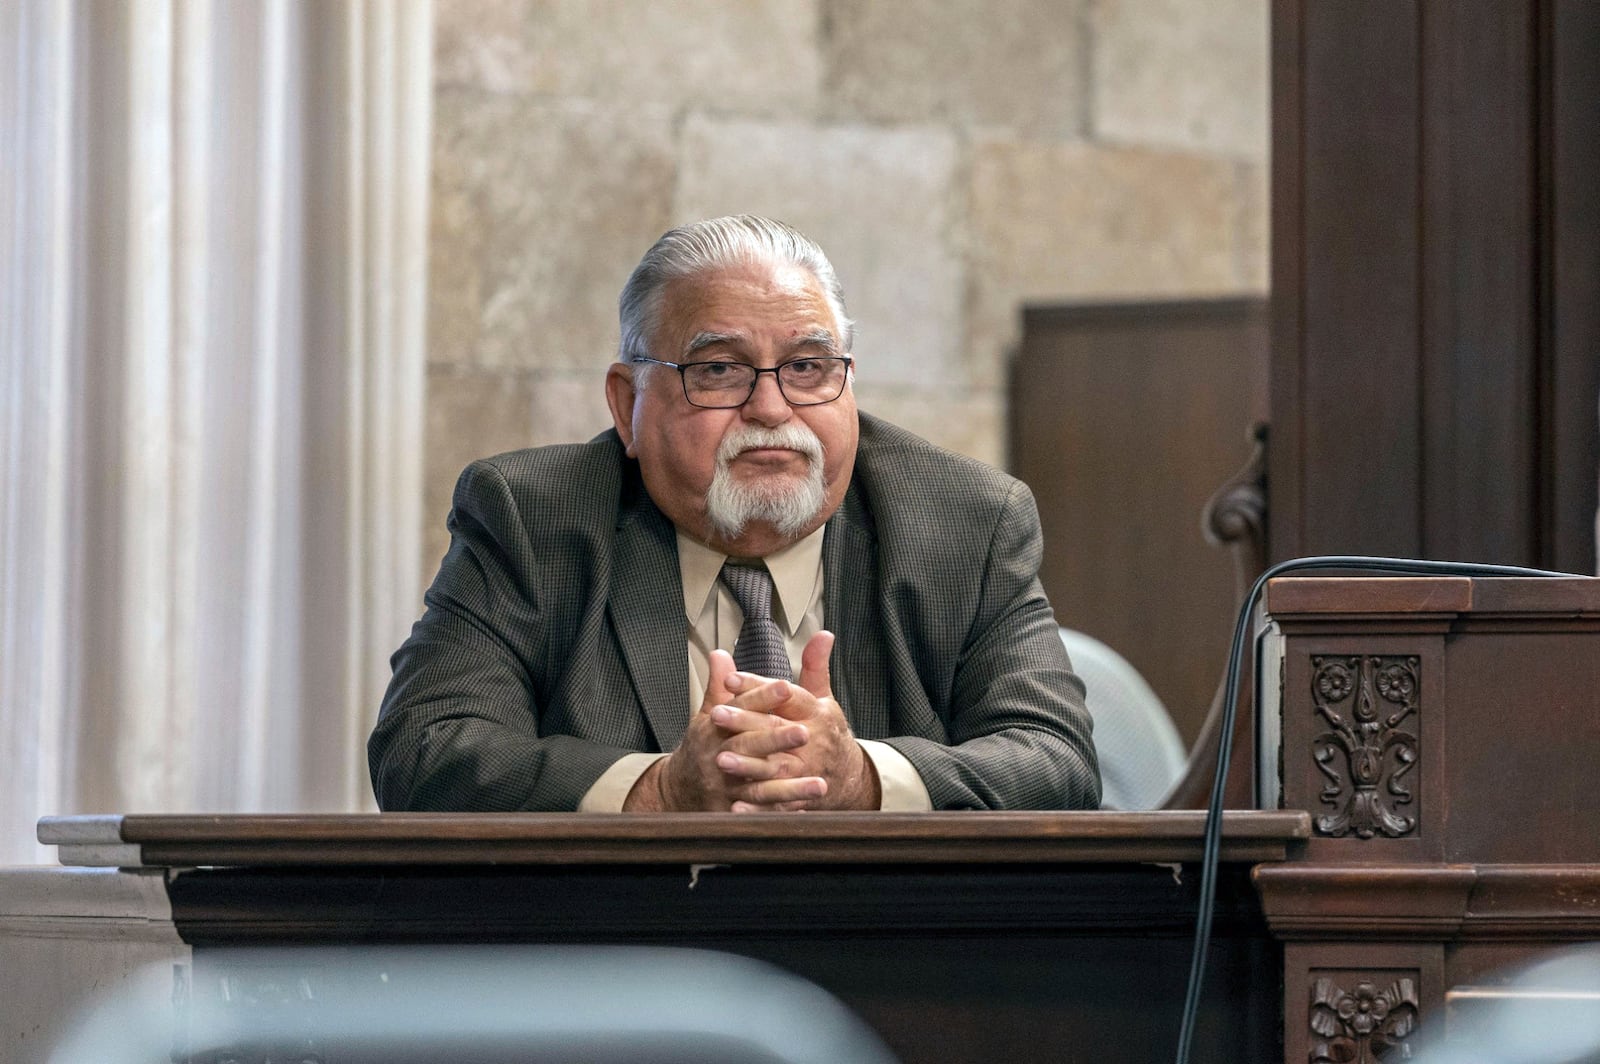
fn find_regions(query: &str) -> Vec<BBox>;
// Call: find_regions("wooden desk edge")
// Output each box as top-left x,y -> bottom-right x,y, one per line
40,810 -> 1312,868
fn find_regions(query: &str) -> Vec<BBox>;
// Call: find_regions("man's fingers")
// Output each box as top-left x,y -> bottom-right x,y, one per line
797,630 -> 836,698
709,704 -> 809,740
722,722 -> 809,759
731,799 -> 812,813
725,675 -> 800,715
710,713 -> 808,758
715,749 -> 802,780
729,776 -> 827,806
724,677 -> 822,722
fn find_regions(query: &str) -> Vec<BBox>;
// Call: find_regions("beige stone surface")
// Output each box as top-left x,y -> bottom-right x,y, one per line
824,0 -> 1087,137
428,90 -> 678,371
529,371 -> 617,449
423,0 -> 1275,564
674,116 -> 963,389
426,147 -> 489,369
523,0 -> 822,116
1235,160 -> 1270,293
967,138 -> 1245,387
423,368 -> 515,575
434,0 -> 536,93
1089,0 -> 1269,160
423,366 -> 616,576
856,386 -> 1006,469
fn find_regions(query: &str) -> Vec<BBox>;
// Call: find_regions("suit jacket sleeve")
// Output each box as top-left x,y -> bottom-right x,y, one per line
879,479 -> 1102,810
368,458 -> 634,811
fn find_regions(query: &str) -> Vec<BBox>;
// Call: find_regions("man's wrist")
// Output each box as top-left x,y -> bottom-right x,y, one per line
834,740 -> 880,810
856,740 -> 882,808
623,756 -> 669,812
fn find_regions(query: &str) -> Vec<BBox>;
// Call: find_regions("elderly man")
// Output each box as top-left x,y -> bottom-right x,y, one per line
370,215 -> 1099,812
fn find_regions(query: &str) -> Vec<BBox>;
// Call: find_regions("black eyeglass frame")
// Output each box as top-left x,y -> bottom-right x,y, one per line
630,355 -> 855,409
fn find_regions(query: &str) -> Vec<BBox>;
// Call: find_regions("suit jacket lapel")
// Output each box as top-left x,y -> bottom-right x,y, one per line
823,485 -> 889,738
608,490 -> 691,750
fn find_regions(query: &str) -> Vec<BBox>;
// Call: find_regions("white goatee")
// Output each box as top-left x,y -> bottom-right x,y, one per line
704,422 -> 827,541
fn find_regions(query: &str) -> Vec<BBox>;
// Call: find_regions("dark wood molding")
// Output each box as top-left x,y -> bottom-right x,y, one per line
1255,864 -> 1600,942
1255,865 -> 1477,940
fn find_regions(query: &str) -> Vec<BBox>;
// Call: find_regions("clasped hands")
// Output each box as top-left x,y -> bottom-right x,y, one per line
625,630 -> 881,812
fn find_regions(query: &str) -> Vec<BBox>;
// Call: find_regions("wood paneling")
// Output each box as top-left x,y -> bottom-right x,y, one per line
1420,1 -> 1539,564
1545,1 -> 1600,574
1297,2 -> 1423,559
1271,0 -> 1599,573
1010,301 -> 1268,745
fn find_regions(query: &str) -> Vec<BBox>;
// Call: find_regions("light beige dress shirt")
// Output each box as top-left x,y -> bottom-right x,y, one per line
578,525 -> 933,812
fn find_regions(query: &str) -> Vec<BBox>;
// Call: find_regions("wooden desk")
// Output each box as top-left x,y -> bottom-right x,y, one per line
25,811 -> 1305,1064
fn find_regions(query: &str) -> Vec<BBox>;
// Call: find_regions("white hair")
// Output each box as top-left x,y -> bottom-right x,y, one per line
618,216 -> 854,380
703,422 -> 828,540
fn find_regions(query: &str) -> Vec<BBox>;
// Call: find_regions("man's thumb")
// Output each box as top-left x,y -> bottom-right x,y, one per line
798,630 -> 836,698
700,648 -> 737,712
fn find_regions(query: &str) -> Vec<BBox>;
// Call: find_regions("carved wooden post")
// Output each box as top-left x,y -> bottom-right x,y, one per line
1254,572 -> 1600,1062
1258,577 -> 1464,1063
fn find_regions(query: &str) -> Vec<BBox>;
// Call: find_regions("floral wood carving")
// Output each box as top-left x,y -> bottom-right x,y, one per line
1311,655 -> 1419,838
1309,975 -> 1419,1063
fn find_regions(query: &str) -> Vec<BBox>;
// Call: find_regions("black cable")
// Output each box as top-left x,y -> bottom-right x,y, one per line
1172,555 -> 1584,1064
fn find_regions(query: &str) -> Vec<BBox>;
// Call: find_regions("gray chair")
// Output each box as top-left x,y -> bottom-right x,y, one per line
50,944 -> 901,1064
1406,944 -> 1600,1063
1060,627 -> 1188,810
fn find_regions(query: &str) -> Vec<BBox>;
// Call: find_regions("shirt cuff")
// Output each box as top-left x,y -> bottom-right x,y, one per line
577,752 -> 668,812
859,739 -> 933,811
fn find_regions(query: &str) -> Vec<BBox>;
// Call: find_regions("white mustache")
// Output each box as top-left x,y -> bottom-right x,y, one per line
715,423 -> 824,466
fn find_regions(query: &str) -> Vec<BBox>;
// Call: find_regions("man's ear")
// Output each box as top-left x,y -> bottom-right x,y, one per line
604,363 -> 639,456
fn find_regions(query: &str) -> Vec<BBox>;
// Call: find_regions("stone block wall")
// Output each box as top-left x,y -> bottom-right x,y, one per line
424,0 -> 1268,572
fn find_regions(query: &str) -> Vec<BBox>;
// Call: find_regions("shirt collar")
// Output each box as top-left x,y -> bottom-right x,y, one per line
676,523 -> 826,637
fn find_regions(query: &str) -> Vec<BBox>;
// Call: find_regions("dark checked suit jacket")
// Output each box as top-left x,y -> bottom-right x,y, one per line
369,413 -> 1101,811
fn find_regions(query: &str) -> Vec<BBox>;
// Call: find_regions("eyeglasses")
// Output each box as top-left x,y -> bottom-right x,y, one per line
631,355 -> 853,409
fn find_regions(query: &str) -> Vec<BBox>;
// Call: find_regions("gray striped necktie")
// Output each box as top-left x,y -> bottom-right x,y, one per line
719,562 -> 793,682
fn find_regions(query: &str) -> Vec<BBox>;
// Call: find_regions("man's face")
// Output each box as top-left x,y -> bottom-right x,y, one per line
605,261 -> 859,557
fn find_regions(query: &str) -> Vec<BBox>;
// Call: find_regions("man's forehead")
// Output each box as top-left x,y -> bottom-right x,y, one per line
684,328 -> 839,358
658,264 -> 841,340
